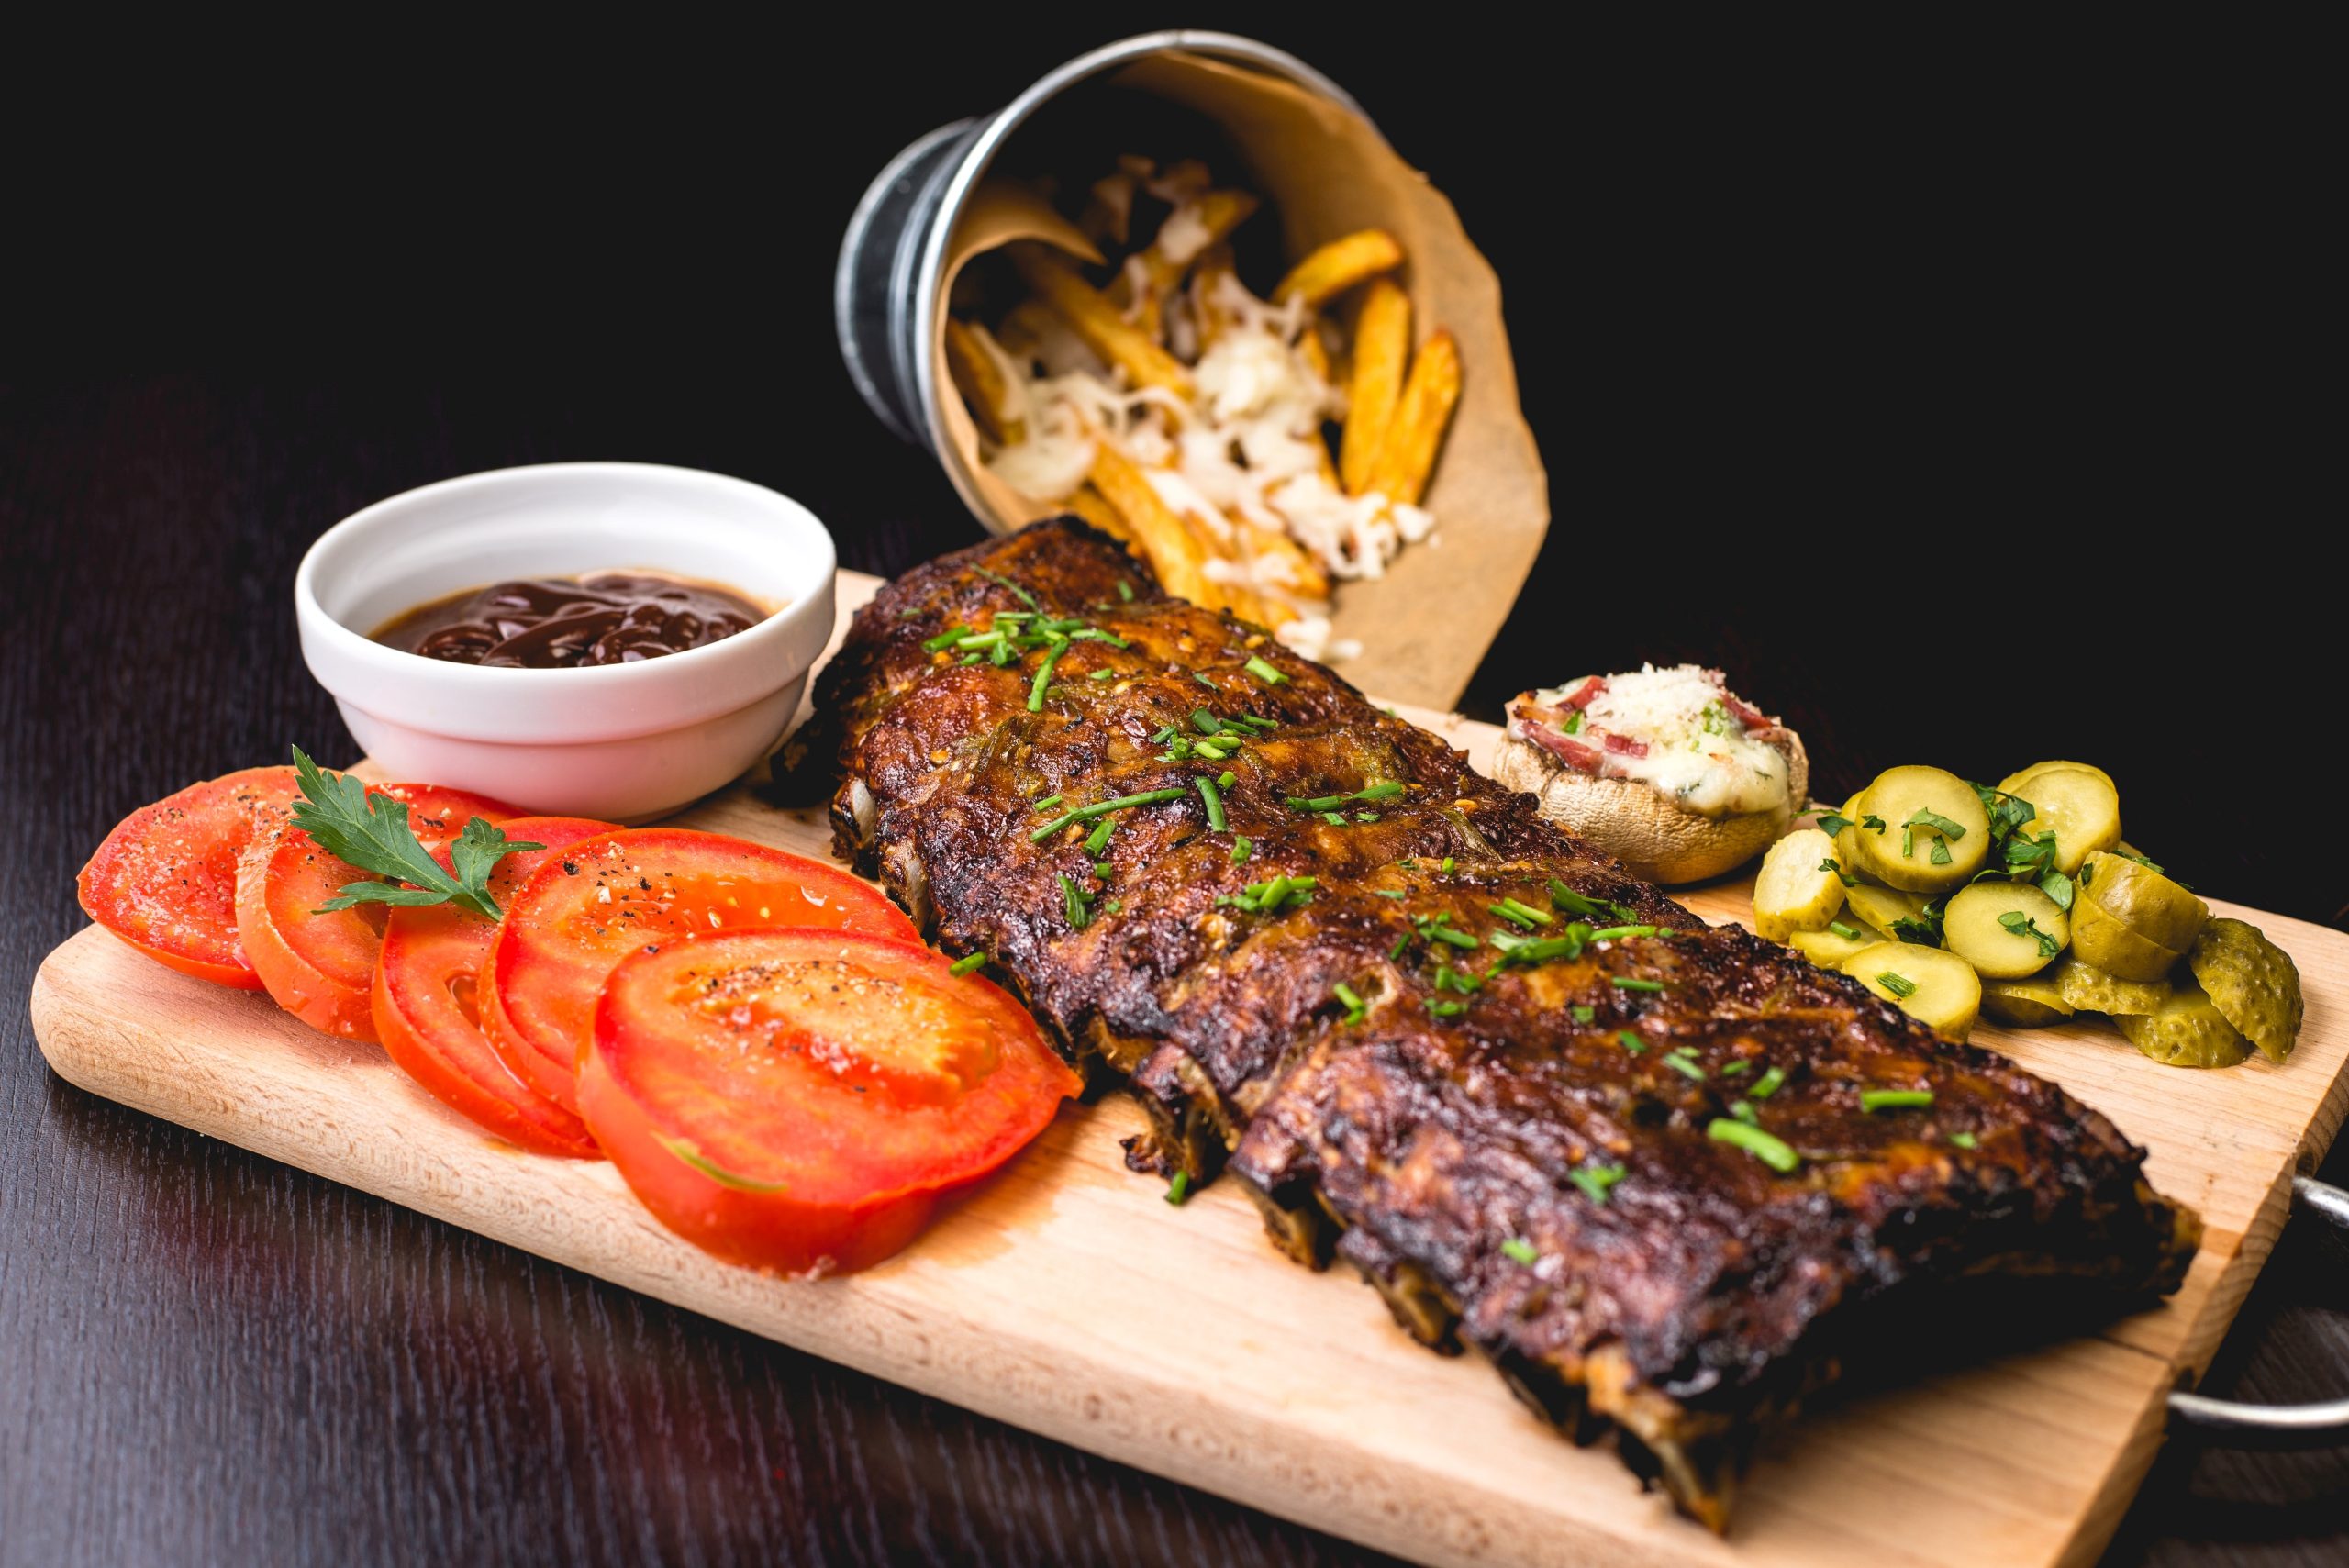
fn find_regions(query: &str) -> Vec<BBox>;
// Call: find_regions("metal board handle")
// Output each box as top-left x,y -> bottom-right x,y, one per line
2165,1176 -> 2349,1447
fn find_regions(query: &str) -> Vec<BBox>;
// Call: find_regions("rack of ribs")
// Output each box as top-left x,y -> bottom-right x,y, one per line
811,518 -> 2201,1529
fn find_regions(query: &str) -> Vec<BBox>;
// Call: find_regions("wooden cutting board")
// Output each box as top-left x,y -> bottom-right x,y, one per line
32,573 -> 2349,1568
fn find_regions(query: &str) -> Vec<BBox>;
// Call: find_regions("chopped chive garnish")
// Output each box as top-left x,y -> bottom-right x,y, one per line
1285,781 -> 1404,812
1231,835 -> 1252,864
1322,812 -> 1347,827
1027,643 -> 1067,710
1373,888 -> 1408,899
1196,774 -> 1227,831
1088,668 -> 1117,682
1662,1051 -> 1706,1081
1165,1170 -> 1190,1205
1549,880 -> 1602,917
1729,1099 -> 1759,1125
1218,770 -> 1237,789
1191,708 -> 1222,735
1058,873 -> 1093,929
948,952 -> 987,976
1429,998 -> 1469,1018
1829,920 -> 1863,940
1032,794 -> 1063,811
1720,1060 -> 1751,1076
1569,1163 -> 1626,1205
1117,579 -> 1135,602
1948,1131 -> 1979,1150
1618,1029 -> 1646,1054
1860,1088 -> 1935,1113
1333,982 -> 1368,1025
1588,923 -> 1654,941
1610,976 -> 1666,992
1570,1004 -> 1596,1024
1498,897 -> 1554,927
1103,899 -> 1123,914
1237,714 -> 1278,730
1500,1238 -> 1539,1265
1029,787 -> 1189,841
1428,925 -> 1479,950
974,567 -> 1041,609
1876,971 -> 1918,999
957,651 -> 984,665
1388,933 -> 1412,962
921,625 -> 969,652
1708,1118 -> 1800,1173
1244,655 -> 1288,685
1441,857 -> 1456,873
1084,818 -> 1114,855
1192,740 -> 1230,761
1193,672 -> 1219,690
1093,861 -> 1112,878
954,629 -> 1007,649
1490,902 -> 1540,930
1750,1064 -> 1787,1098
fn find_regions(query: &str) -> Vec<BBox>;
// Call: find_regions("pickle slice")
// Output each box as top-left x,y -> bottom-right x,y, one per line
2077,851 -> 2209,952
1943,882 -> 2070,979
2188,917 -> 2304,1062
2004,767 -> 2121,876
2115,984 -> 2254,1069
1842,941 -> 1981,1041
2071,895 -> 2187,983
1844,884 -> 1932,943
1982,976 -> 2076,1029
2048,953 -> 2172,1017
1789,923 -> 1884,969
1851,766 -> 1990,893
1997,760 -> 2117,795
1753,828 -> 1845,942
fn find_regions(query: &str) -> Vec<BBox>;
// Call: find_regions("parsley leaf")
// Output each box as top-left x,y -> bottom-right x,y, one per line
1998,909 -> 2063,958
291,747 -> 541,922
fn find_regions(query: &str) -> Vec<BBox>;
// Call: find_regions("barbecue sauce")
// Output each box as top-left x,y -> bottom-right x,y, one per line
373,572 -> 768,668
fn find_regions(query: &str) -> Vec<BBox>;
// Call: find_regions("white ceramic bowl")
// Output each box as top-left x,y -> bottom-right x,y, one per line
296,462 -> 838,823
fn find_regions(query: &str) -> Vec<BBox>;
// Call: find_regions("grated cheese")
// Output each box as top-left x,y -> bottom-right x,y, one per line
977,260 -> 1442,665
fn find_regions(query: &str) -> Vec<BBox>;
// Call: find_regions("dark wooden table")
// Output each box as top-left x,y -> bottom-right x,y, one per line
7,27 -> 2342,1568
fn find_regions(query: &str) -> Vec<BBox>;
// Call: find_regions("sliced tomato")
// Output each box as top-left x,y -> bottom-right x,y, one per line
372,782 -> 523,841
373,817 -> 616,1158
78,766 -> 305,987
579,928 -> 1079,1275
237,782 -> 518,1040
483,829 -> 918,1113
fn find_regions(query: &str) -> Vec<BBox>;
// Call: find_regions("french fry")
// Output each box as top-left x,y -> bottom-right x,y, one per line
1339,279 -> 1410,495
1275,229 -> 1404,309
1242,525 -> 1331,603
943,319 -> 1021,445
1012,244 -> 1193,398
1061,484 -> 1136,548
1362,329 -> 1462,508
1124,189 -> 1260,339
1086,443 -> 1216,606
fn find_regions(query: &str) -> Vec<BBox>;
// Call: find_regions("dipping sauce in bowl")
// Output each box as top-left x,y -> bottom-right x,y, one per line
373,571 -> 769,668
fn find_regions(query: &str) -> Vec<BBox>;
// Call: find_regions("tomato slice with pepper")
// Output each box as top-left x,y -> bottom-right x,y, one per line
483,828 -> 918,1113
237,783 -> 521,1040
77,766 -> 305,988
372,817 -> 617,1158
579,928 -> 1079,1275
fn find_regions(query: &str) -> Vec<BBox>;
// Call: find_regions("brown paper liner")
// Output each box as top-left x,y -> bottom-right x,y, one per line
931,50 -> 1549,712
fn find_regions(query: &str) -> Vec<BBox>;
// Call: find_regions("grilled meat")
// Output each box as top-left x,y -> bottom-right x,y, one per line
817,519 -> 2201,1529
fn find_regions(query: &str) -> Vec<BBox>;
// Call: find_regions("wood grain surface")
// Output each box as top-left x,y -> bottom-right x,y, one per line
6,326 -> 2345,1568
29,573 -> 2349,1568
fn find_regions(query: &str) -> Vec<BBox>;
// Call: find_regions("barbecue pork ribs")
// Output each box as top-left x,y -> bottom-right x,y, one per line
814,519 -> 2200,1529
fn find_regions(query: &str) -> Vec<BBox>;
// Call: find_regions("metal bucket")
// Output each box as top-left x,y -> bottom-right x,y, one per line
833,30 -> 1368,523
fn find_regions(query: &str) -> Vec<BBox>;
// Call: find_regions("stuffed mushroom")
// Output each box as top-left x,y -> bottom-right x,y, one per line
1493,664 -> 1807,884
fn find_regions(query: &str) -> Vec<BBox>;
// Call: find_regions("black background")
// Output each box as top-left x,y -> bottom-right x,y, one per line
6,17 -> 2342,1568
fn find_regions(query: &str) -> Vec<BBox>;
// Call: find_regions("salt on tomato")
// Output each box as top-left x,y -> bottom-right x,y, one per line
237,782 -> 520,1040
77,766 -> 305,988
372,817 -> 616,1159
578,928 -> 1079,1276
482,829 -> 918,1113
